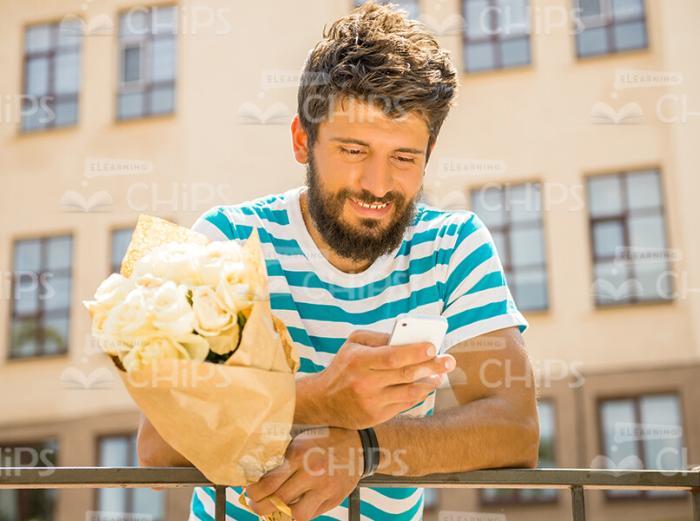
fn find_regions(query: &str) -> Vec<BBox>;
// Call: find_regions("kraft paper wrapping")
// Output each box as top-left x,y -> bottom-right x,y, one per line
113,215 -> 298,520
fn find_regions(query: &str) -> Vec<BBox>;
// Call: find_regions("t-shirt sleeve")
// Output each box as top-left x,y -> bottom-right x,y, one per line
190,206 -> 236,241
439,212 -> 528,351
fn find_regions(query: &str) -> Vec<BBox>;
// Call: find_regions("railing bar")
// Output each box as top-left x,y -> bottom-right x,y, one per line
215,485 -> 226,521
348,487 -> 360,521
571,485 -> 586,521
692,488 -> 700,521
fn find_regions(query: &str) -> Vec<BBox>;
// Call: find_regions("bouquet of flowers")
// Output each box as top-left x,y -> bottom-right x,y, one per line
84,215 -> 299,520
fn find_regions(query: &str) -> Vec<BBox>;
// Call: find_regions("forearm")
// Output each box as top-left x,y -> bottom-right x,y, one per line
373,395 -> 539,476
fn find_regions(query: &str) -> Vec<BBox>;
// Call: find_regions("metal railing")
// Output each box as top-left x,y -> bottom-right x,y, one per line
1,467 -> 699,521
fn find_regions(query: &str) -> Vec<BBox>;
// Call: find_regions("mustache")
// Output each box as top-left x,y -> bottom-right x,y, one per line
338,189 -> 403,205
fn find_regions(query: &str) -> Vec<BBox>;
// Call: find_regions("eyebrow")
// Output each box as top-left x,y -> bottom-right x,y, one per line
330,137 -> 425,155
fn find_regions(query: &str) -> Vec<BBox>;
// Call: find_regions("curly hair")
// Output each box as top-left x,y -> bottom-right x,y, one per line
297,1 -> 459,159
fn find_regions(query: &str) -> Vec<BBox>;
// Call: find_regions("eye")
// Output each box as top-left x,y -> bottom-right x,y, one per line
339,146 -> 365,156
394,155 -> 416,164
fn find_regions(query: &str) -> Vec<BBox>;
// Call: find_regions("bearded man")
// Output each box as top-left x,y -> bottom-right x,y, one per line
138,3 -> 539,520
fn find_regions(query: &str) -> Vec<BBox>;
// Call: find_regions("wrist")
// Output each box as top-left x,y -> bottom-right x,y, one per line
294,371 -> 331,428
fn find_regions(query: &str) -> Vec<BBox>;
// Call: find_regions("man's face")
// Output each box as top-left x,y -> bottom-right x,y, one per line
304,97 -> 430,262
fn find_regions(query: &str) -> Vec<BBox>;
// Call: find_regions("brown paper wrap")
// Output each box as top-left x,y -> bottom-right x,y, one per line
112,215 -> 298,519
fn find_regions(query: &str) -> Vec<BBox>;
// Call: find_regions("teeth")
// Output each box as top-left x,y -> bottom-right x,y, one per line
354,199 -> 388,210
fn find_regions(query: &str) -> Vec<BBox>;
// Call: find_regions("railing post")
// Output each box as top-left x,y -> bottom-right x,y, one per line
692,488 -> 700,521
570,485 -> 586,521
215,485 -> 226,521
348,487 -> 361,521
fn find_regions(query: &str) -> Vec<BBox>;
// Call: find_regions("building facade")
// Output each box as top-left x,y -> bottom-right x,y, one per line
0,0 -> 698,520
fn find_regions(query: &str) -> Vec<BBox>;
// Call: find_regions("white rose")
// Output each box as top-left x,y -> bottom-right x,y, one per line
191,286 -> 234,336
134,243 -> 205,286
150,281 -> 195,337
83,273 -> 133,316
176,333 -> 210,362
196,241 -> 242,287
121,333 -> 190,372
97,335 -> 131,356
215,262 -> 252,313
103,288 -> 154,341
206,323 -> 241,355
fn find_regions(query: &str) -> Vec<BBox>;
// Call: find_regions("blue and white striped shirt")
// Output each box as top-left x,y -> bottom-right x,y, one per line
188,186 -> 528,521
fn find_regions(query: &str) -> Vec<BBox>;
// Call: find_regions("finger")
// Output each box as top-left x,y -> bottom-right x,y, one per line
290,490 -> 327,521
271,469 -> 314,507
314,498 -> 341,518
248,496 -> 279,516
371,353 -> 455,384
348,329 -> 390,347
380,376 -> 442,405
365,342 -> 437,370
385,354 -> 456,384
246,460 -> 294,502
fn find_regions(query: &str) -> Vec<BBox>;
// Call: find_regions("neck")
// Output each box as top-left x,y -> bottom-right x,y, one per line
299,190 -> 374,274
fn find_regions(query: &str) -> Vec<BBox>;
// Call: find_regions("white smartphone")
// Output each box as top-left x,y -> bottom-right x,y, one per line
389,314 -> 448,354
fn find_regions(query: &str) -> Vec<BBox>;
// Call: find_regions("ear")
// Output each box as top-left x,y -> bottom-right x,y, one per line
291,115 -> 310,164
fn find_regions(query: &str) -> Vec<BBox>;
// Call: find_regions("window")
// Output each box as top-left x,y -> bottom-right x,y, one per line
117,5 -> 177,120
111,227 -> 134,273
471,182 -> 548,311
598,393 -> 685,498
587,169 -> 671,306
353,0 -> 420,19
482,400 -> 558,504
96,433 -> 164,520
21,20 -> 82,132
462,0 -> 530,72
0,440 -> 58,521
575,0 -> 648,57
10,236 -> 73,358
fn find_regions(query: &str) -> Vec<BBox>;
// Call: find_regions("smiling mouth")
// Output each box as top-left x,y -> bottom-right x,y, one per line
350,198 -> 390,210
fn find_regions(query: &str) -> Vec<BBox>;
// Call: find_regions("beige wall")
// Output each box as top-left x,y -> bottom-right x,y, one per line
1,0 -> 698,520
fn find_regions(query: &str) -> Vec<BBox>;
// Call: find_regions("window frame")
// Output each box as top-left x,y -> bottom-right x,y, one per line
20,18 -> 82,133
596,391 -> 687,501
0,438 -> 59,520
94,432 -> 166,518
461,0 -> 532,73
585,168 -> 673,308
469,179 -> 550,312
8,234 -> 73,360
116,4 -> 178,121
573,0 -> 649,58
110,225 -> 136,275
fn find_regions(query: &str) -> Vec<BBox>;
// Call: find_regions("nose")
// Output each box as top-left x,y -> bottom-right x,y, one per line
358,155 -> 392,200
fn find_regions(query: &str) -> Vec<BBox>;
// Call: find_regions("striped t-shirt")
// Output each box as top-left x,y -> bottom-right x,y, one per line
188,186 -> 528,521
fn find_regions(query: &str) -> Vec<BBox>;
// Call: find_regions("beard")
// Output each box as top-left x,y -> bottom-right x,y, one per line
304,150 -> 420,263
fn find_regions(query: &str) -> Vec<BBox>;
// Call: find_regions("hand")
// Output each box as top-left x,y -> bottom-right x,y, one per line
314,330 -> 456,430
246,427 -> 363,521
